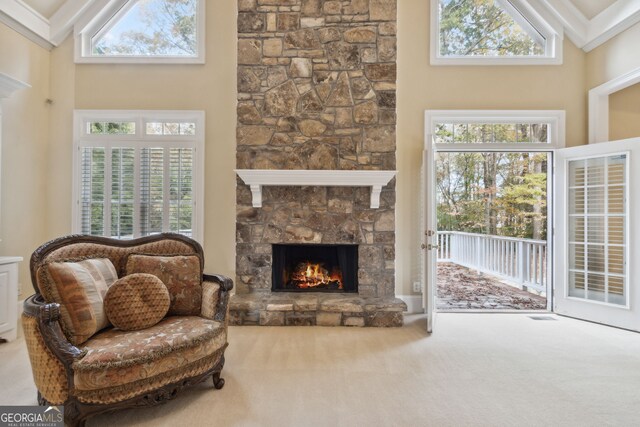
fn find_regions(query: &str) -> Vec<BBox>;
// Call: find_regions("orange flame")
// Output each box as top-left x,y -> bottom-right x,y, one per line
291,262 -> 343,289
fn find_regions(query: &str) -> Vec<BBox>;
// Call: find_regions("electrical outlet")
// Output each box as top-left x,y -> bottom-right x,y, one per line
413,281 -> 422,293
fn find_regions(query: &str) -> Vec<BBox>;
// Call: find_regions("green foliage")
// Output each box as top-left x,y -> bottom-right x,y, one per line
437,152 -> 547,239
90,122 -> 135,135
439,0 -> 545,57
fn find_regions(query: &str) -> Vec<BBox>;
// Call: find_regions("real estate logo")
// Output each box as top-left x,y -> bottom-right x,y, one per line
0,406 -> 63,427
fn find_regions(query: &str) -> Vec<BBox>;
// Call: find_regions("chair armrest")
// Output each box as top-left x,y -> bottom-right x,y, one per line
23,295 -> 85,387
201,274 -> 234,323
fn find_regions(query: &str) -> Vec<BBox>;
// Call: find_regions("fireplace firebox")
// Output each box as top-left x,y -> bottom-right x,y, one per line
272,244 -> 358,293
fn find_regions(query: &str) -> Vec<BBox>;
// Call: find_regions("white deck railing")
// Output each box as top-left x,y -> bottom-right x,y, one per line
437,231 -> 547,293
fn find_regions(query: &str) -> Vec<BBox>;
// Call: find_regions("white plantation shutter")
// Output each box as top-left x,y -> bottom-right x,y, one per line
140,147 -> 166,236
568,154 -> 627,305
81,147 -> 105,236
75,111 -> 203,242
111,148 -> 135,238
169,148 -> 194,236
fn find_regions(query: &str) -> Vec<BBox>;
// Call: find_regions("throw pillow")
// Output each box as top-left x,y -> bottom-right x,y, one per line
104,273 -> 170,331
125,254 -> 202,315
40,258 -> 118,345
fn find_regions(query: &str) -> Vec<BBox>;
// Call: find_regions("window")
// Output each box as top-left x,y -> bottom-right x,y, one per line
427,110 -> 565,149
431,0 -> 562,65
567,154 -> 628,306
435,122 -> 549,144
75,0 -> 205,63
73,110 -> 204,242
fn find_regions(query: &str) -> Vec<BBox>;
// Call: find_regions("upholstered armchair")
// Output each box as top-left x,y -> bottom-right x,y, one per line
22,234 -> 233,427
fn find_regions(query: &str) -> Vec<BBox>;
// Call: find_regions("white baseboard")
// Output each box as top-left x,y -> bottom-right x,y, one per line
398,295 -> 424,314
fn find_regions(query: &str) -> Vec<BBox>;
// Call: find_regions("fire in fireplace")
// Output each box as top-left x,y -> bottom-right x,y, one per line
272,244 -> 358,293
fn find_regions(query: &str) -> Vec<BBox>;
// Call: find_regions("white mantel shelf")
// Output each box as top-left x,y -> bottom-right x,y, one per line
235,169 -> 397,209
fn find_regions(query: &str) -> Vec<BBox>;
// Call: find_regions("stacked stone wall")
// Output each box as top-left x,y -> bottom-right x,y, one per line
236,0 -> 397,298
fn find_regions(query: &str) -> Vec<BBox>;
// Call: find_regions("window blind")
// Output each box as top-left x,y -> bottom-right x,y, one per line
568,154 -> 627,305
80,146 -> 195,239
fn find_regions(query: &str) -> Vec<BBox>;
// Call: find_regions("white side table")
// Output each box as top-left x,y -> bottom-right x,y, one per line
0,256 -> 23,342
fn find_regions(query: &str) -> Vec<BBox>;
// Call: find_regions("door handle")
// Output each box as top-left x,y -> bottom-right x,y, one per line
421,244 -> 440,250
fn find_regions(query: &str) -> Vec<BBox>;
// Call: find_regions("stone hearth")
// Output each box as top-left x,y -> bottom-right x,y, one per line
234,0 -> 401,326
230,294 -> 405,327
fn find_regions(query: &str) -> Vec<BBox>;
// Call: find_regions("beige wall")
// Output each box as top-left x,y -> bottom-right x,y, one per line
0,0 -> 597,301
609,82 -> 640,141
587,22 -> 640,89
395,0 -> 588,298
45,1 -> 237,280
586,22 -> 640,143
0,25 -> 51,296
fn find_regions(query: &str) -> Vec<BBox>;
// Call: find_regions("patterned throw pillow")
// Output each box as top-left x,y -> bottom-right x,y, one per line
125,254 -> 202,315
40,258 -> 118,345
104,273 -> 170,331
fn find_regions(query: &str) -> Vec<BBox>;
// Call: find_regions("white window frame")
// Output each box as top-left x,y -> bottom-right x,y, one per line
72,110 -> 205,242
589,66 -> 640,144
426,110 -> 566,150
74,0 -> 205,64
430,0 -> 564,66
425,109 -> 565,312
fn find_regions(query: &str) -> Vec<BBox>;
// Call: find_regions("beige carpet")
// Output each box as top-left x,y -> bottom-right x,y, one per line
2,313 -> 640,426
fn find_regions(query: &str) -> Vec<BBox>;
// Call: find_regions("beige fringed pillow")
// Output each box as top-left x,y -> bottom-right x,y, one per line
104,273 -> 170,331
39,258 -> 118,345
125,254 -> 202,315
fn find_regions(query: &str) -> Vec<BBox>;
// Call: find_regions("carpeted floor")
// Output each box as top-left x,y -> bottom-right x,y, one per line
2,313 -> 640,426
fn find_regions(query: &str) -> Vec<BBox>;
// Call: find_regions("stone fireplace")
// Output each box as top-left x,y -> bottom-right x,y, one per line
231,0 -> 405,326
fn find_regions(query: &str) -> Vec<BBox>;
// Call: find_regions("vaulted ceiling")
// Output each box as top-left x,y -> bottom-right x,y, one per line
1,0 -> 639,53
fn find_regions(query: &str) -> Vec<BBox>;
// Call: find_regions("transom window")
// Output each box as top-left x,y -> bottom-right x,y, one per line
435,122 -> 549,144
431,0 -> 562,65
73,110 -> 205,242
75,0 -> 205,64
427,110 -> 565,149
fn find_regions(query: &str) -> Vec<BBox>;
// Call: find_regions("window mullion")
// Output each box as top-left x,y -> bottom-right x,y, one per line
104,147 -> 113,238
133,147 -> 141,238
163,148 -> 170,233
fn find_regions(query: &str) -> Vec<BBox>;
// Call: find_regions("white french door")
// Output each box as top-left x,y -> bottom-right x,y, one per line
555,138 -> 640,331
423,139 -> 438,333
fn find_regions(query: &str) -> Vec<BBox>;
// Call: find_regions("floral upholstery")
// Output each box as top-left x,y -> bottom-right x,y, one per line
24,234 -> 232,426
42,240 -> 198,274
73,316 -> 226,391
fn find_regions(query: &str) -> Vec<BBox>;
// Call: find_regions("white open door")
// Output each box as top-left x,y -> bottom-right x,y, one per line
423,138 -> 438,333
555,138 -> 640,331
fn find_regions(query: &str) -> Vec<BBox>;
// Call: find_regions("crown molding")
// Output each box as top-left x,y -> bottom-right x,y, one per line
540,0 -> 640,52
0,73 -> 30,100
49,0 -> 100,46
0,0 -> 52,49
0,0 -> 100,48
583,0 -> 640,52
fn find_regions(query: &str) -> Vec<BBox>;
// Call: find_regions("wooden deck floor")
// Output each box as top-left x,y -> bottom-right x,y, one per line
437,262 -> 547,310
